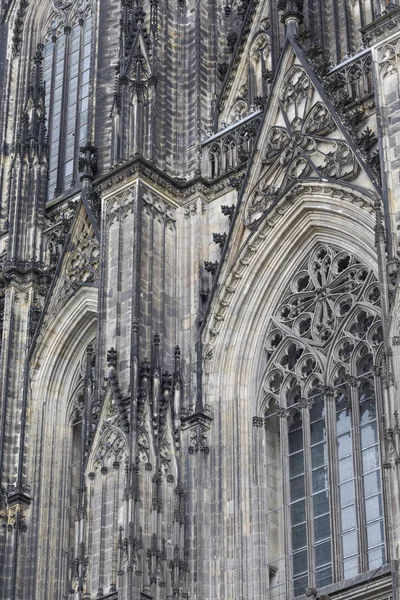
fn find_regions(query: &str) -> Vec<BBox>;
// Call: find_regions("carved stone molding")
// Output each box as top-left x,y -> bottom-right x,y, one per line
203,183 -> 377,360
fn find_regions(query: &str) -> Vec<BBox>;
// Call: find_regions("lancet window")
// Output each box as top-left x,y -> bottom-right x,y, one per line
42,5 -> 92,202
262,243 -> 385,597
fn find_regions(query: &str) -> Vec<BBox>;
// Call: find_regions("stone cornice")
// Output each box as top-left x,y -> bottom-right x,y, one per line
93,156 -> 241,204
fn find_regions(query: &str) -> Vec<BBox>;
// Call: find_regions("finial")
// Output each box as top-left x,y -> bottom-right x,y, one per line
278,0 -> 304,36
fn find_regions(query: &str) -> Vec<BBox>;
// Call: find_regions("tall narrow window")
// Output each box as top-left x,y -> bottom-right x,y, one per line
43,8 -> 92,202
261,243 -> 386,597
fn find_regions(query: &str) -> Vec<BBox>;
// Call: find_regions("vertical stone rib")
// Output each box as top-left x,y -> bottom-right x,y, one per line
98,466 -> 107,597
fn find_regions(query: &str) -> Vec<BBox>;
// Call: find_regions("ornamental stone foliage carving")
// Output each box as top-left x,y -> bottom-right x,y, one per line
261,243 -> 383,412
245,66 -> 360,225
65,217 -> 99,286
54,213 -> 99,313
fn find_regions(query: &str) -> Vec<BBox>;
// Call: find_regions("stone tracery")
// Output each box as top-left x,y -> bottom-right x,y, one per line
246,67 -> 360,225
261,242 -> 385,596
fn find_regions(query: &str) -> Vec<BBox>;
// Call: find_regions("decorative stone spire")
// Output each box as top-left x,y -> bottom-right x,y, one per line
277,0 -> 304,36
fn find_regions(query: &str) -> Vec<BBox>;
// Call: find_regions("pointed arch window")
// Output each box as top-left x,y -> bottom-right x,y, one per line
262,243 -> 386,597
43,8 -> 92,202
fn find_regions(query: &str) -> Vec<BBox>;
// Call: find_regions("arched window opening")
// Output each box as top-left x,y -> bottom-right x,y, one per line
209,143 -> 221,179
43,7 -> 92,202
250,33 -> 271,100
261,243 -> 385,597
222,136 -> 236,172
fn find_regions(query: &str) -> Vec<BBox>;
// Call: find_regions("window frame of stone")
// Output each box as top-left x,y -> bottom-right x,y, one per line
261,242 -> 387,597
42,3 -> 93,202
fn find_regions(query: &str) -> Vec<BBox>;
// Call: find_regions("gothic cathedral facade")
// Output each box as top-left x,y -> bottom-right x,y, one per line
1,0 -> 400,599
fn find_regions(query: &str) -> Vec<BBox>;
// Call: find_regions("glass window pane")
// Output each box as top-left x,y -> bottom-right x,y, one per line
311,444 -> 327,468
336,391 -> 349,411
344,556 -> 359,578
289,429 -> 303,453
65,160 -> 74,176
82,70 -> 90,86
362,446 -> 379,473
366,520 -> 384,550
291,500 -> 306,526
360,396 -> 377,424
79,125 -> 88,143
292,549 -> 308,575
340,481 -> 355,507
361,422 -> 378,449
337,432 -> 352,458
314,514 -> 330,542
363,471 -> 381,497
337,409 -> 351,434
341,504 -> 357,532
81,82 -> 89,97
315,540 -> 331,568
368,545 -> 385,570
365,495 -> 383,524
342,530 -> 358,558
313,491 -> 329,517
289,452 -> 304,478
312,466 -> 328,492
315,565 -> 332,588
310,400 -> 324,422
339,456 -> 354,483
290,476 -> 305,502
292,523 -> 307,551
293,574 -> 308,598
311,420 -> 325,445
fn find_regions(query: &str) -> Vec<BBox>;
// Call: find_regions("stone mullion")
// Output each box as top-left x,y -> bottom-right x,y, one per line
72,20 -> 84,186
119,79 -> 129,161
281,414 -> 291,597
342,0 -> 353,56
85,11 -> 96,147
0,51 -> 16,224
55,26 -> 72,196
0,289 -> 15,483
377,372 -> 395,565
149,205 -> 155,341
131,93 -> 143,158
1,290 -> 31,483
252,421 -> 268,598
302,406 -> 316,589
8,156 -> 25,261
45,37 -> 57,202
350,379 -> 367,574
160,216 -> 166,363
96,196 -> 110,403
147,79 -> 156,162
110,461 -> 120,593
97,466 -> 107,598
86,471 -> 95,596
325,388 -> 342,583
